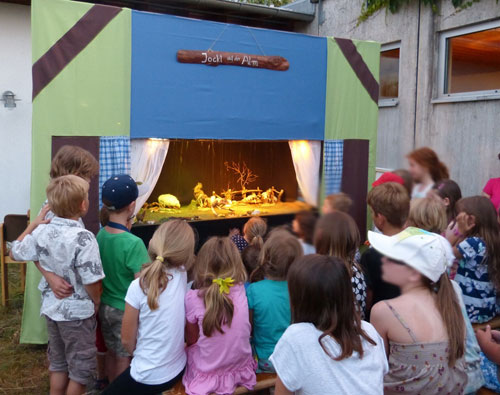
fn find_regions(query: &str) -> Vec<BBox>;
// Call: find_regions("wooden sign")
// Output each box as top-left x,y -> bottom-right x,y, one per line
177,50 -> 289,71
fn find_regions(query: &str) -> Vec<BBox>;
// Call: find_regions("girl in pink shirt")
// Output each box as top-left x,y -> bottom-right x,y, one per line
183,237 -> 256,395
483,153 -> 500,212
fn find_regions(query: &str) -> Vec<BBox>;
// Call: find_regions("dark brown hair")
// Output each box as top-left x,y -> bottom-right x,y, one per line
250,230 -> 303,282
432,179 -> 462,222
407,147 -> 449,182
367,182 -> 410,228
456,196 -> 500,288
294,210 -> 317,244
241,244 -> 261,278
422,274 -> 465,367
393,169 -> 414,197
314,212 -> 360,276
50,145 -> 99,180
288,254 -> 376,360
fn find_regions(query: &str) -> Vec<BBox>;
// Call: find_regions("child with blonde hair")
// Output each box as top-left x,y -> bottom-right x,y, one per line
11,175 -> 104,395
183,237 -> 256,395
247,230 -> 303,372
230,217 -> 267,252
407,197 -> 448,234
103,220 -> 194,394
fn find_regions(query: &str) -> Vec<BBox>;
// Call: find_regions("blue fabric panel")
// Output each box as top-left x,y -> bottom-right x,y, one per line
99,136 -> 131,208
324,140 -> 344,195
130,12 -> 327,140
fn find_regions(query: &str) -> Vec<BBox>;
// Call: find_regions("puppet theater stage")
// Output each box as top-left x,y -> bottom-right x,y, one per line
22,0 -> 380,343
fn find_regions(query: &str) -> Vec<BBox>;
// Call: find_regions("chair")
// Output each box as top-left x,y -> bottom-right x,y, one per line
1,212 -> 29,306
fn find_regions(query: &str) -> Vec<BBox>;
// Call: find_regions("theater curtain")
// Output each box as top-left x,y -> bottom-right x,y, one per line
130,138 -> 170,214
289,141 -> 321,207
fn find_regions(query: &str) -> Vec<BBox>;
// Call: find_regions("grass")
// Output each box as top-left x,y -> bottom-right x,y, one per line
0,266 -> 49,395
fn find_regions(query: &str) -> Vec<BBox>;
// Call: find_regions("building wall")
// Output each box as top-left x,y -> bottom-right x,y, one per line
298,0 -> 500,197
0,3 -> 32,220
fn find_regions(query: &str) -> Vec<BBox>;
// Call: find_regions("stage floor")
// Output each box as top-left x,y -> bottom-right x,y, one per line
139,200 -> 311,224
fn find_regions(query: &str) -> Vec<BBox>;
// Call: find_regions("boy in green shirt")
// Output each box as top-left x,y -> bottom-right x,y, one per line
97,175 -> 150,382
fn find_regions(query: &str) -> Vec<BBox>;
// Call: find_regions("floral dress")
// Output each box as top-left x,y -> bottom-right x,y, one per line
351,263 -> 367,320
454,237 -> 497,323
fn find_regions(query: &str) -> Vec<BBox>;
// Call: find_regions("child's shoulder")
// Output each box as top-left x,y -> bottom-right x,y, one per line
458,236 -> 486,258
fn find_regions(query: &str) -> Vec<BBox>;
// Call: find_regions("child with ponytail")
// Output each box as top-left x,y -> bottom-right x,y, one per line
446,196 -> 500,323
407,147 -> 449,199
103,220 -> 195,394
247,230 -> 303,372
369,228 -> 468,393
183,237 -> 256,395
230,216 -> 267,252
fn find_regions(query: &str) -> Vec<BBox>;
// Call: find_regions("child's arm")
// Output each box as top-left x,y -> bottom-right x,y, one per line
369,302 -> 390,356
9,205 -> 51,261
34,262 -> 73,299
476,326 -> 500,365
84,281 -> 102,311
274,377 -> 294,395
186,321 -> 199,346
121,302 -> 139,355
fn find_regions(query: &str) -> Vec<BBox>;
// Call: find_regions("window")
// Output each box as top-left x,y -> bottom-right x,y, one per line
438,21 -> 500,100
379,42 -> 400,106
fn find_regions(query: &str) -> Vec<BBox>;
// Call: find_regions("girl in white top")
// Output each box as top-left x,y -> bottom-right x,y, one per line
103,220 -> 195,395
407,147 -> 449,199
270,254 -> 388,395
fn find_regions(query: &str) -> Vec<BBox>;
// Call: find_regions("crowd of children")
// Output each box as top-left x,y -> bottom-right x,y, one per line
9,145 -> 500,395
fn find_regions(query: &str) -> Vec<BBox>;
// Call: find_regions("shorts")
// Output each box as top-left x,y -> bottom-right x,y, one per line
102,367 -> 184,395
99,304 -> 130,357
96,314 -> 107,354
45,315 -> 97,386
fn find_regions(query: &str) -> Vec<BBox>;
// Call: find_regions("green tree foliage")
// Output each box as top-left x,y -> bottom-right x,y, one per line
358,0 -> 493,23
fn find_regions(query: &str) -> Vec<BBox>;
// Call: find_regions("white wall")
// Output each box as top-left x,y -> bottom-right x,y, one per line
0,3 -> 32,220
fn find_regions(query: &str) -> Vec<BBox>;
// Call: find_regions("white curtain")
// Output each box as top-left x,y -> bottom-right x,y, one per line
130,139 -> 170,215
289,140 -> 322,207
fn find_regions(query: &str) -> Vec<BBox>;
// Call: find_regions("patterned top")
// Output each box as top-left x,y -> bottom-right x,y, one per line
352,264 -> 367,320
455,237 -> 497,323
383,302 -> 468,394
11,217 -> 104,321
231,234 -> 249,252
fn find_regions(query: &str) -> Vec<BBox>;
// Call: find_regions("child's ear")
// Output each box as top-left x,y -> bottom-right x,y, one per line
80,199 -> 89,213
443,197 -> 450,207
467,214 -> 477,229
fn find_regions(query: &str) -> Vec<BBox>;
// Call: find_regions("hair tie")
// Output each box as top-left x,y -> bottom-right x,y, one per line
212,277 -> 235,294
156,256 -> 164,262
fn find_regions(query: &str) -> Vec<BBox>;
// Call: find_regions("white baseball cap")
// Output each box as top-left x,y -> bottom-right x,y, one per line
367,227 -> 454,283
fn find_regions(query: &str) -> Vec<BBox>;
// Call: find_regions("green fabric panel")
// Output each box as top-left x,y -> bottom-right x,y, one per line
21,0 -> 131,344
32,0 -> 93,63
321,37 -> 380,228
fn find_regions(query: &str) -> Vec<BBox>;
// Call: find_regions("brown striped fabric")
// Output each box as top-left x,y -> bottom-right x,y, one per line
32,4 -> 122,99
334,38 -> 379,104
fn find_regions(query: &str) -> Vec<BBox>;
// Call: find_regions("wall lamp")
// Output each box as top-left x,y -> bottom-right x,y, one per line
1,91 -> 20,108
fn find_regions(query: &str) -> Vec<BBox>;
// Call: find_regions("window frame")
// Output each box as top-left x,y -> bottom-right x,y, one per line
435,20 -> 500,103
379,41 -> 401,108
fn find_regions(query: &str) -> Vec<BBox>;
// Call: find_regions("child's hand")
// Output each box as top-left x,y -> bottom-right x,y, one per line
33,205 -> 51,227
491,330 -> 500,344
476,325 -> 494,347
45,271 -> 73,299
456,212 -> 475,235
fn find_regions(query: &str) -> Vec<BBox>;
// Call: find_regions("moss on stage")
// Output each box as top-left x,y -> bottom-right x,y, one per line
139,201 -> 311,224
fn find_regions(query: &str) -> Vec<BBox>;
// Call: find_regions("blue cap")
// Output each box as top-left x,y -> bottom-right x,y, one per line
102,174 -> 139,210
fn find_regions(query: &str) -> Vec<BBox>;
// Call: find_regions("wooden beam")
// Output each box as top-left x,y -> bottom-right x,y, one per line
177,49 -> 289,71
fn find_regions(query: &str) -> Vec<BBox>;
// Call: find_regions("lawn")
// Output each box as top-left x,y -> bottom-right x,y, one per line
0,267 -> 49,394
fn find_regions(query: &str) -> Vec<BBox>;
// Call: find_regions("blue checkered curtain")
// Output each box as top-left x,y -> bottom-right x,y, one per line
99,136 -> 131,207
324,140 -> 344,195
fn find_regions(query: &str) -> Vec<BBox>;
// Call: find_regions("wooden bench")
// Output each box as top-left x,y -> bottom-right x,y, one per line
472,316 -> 500,331
164,373 -> 276,395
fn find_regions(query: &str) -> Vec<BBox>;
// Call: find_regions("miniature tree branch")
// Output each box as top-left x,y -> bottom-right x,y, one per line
224,161 -> 258,196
